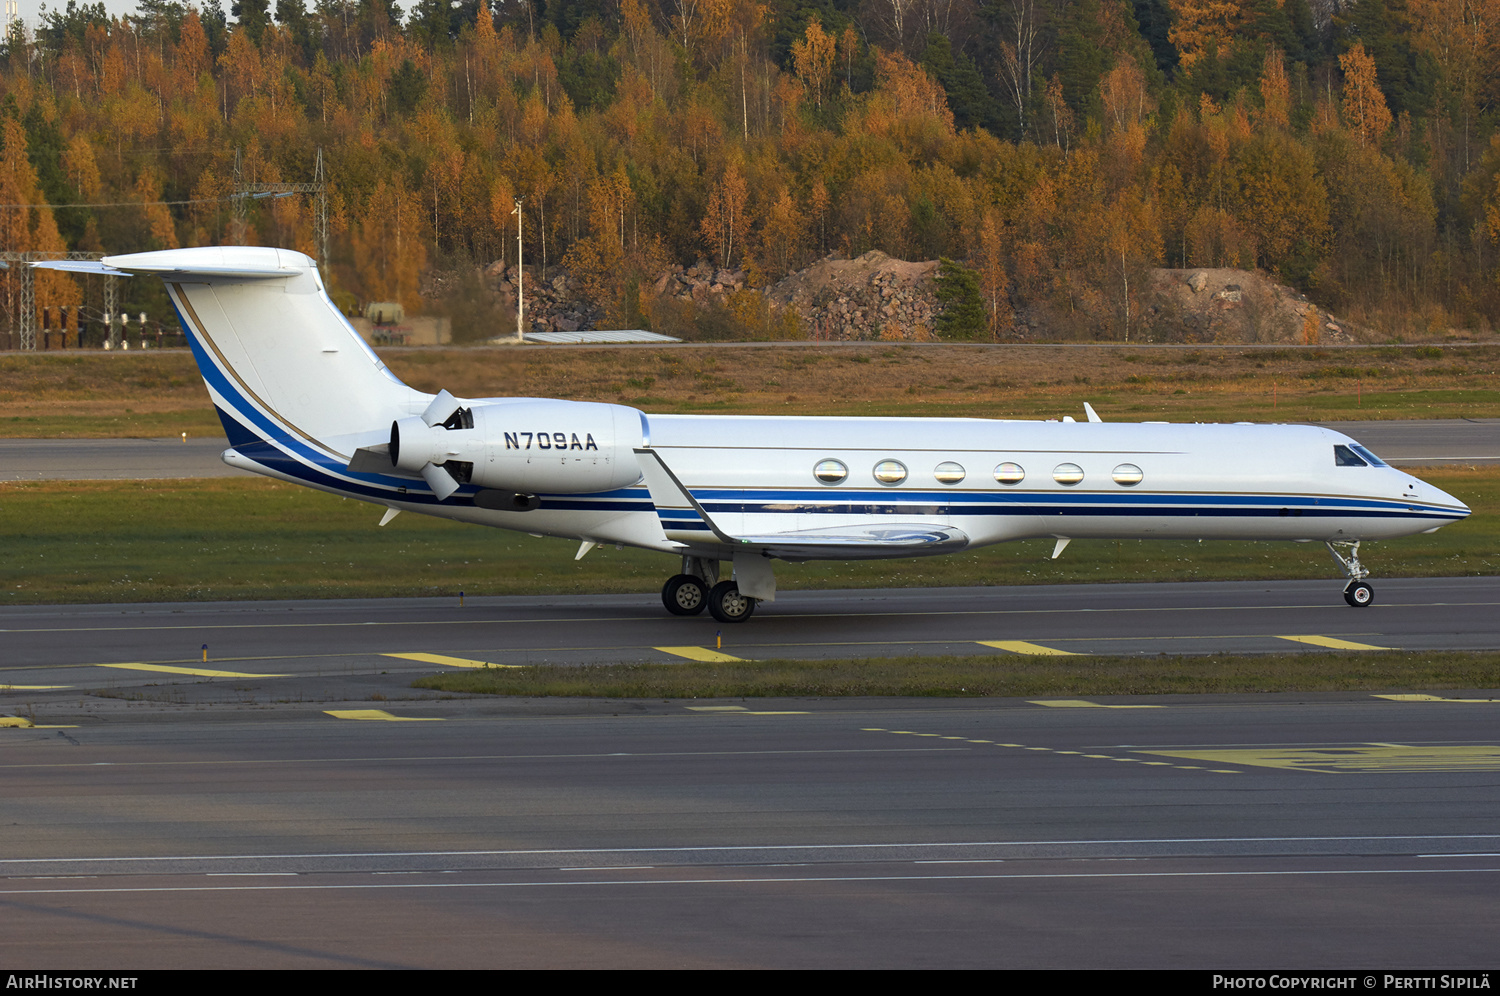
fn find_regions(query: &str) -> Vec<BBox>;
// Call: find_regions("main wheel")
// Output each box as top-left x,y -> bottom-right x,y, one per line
1343,580 -> 1374,607
707,580 -> 756,623
662,574 -> 708,616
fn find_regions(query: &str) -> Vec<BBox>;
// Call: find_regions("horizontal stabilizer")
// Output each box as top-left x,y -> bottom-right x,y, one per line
33,247 -> 298,281
29,260 -> 133,277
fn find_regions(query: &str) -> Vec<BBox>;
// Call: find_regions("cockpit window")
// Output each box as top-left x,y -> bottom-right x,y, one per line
1349,444 -> 1388,467
1334,444 -> 1368,467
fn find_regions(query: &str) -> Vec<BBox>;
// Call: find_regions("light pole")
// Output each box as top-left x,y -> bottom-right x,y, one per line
511,198 -> 524,343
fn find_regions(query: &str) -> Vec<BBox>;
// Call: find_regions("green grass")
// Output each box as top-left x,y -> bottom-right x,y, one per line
2,467 -> 1496,605
413,651 -> 1500,698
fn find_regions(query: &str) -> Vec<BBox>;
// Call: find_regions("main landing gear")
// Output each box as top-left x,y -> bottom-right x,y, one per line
1326,540 -> 1374,608
660,556 -> 758,623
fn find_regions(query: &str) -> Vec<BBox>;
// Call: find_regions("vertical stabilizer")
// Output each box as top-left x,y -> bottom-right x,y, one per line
104,247 -> 425,456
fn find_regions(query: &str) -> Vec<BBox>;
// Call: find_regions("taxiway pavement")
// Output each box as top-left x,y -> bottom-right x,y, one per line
2,578 -> 1497,697
3,693 -> 1498,968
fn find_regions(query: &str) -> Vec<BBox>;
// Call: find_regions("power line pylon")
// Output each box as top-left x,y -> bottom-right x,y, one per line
3,251 -> 106,351
231,146 -> 331,276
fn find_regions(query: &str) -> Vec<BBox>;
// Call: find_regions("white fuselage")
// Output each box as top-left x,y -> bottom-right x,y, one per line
250,409 -> 1464,560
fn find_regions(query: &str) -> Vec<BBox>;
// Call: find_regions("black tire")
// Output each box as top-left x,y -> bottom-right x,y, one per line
707,580 -> 756,623
1343,581 -> 1374,608
662,574 -> 708,616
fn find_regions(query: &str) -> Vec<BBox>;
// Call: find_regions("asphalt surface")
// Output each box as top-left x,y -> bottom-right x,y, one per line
1,579 -> 1497,695
2,418 -> 1498,481
2,693 -> 1498,968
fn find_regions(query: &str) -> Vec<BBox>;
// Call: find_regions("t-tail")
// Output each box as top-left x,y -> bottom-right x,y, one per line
40,247 -> 431,497
34,247 -> 645,508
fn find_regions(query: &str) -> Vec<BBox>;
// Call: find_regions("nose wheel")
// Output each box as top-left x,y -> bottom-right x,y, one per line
1327,541 -> 1374,608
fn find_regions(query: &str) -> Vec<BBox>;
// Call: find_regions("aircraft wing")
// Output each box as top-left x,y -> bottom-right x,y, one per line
634,448 -> 968,559
726,523 -> 969,561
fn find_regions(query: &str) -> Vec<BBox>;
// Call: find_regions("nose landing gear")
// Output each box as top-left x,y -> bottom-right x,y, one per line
1327,540 -> 1374,608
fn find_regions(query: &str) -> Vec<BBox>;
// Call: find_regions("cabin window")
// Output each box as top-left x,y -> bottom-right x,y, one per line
1112,463 -> 1143,486
1334,445 -> 1368,467
934,461 -> 966,485
993,462 -> 1025,485
873,459 -> 908,485
814,459 -> 848,485
1053,463 -> 1084,486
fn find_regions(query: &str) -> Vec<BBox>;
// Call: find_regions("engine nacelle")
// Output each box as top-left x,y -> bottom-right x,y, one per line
390,399 -> 644,495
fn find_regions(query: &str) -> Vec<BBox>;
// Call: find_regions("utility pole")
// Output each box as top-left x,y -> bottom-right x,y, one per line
512,198 -> 524,343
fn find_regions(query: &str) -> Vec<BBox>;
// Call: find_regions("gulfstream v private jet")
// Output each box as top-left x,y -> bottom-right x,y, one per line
38,247 -> 1470,622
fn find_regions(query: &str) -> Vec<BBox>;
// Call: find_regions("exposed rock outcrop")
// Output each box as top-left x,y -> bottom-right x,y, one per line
765,251 -> 939,341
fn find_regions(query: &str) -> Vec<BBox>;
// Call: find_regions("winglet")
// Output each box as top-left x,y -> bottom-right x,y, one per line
1084,402 -> 1102,423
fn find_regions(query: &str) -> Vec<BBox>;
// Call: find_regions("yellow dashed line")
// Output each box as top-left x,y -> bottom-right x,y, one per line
1375,694 -> 1500,703
1276,635 -> 1390,650
383,652 -> 517,669
1140,744 -> 1500,773
0,685 -> 71,691
684,705 -> 808,715
99,663 -> 287,678
976,640 -> 1079,656
656,646 -> 749,662
1028,699 -> 1163,709
324,709 -> 444,722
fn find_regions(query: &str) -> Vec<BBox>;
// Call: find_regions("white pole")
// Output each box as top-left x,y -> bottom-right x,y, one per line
512,198 -> 524,343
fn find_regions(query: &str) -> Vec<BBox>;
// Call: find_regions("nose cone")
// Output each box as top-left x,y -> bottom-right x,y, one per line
1418,480 -> 1470,525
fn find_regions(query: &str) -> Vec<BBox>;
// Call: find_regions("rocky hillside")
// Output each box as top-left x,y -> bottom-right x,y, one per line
443,252 -> 1355,345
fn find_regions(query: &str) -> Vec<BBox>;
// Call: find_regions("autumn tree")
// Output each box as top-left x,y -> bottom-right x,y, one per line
1340,43 -> 1393,147
973,209 -> 1012,340
1259,46 -> 1290,129
790,15 -> 836,110
702,159 -> 750,270
1167,0 -> 1247,71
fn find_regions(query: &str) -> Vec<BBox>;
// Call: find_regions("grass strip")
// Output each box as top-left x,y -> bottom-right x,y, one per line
413,650 -> 1500,698
7,344 -> 1500,437
3,467 -> 1495,604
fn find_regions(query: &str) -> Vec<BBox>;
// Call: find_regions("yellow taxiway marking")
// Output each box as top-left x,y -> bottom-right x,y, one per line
1140,744 -> 1500,773
324,710 -> 444,722
383,652 -> 517,669
0,717 -> 78,729
656,646 -> 749,663
1028,699 -> 1163,709
99,663 -> 288,678
1375,694 -> 1500,703
1276,635 -> 1390,650
864,728 -> 1236,773
1,685 -> 71,691
685,705 -> 808,715
977,640 -> 1079,656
